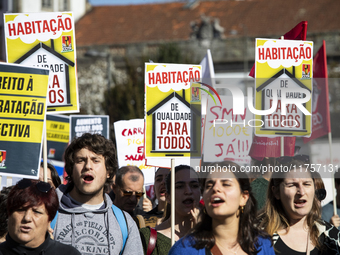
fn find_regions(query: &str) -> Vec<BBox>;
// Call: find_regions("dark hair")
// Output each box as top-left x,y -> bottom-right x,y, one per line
163,165 -> 199,222
335,169 -> 340,186
7,179 -> 59,222
64,133 -> 117,192
40,162 -> 62,188
187,161 -> 268,255
155,167 -> 169,175
115,166 -> 143,188
0,186 -> 13,238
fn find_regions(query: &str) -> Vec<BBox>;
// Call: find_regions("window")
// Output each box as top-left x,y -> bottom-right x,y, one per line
60,0 -> 70,11
42,0 -> 52,8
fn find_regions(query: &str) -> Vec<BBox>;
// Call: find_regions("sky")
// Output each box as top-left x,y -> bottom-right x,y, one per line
88,0 -> 181,6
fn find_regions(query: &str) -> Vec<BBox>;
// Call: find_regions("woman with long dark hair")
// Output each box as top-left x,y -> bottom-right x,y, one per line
169,161 -> 274,255
140,165 -> 201,254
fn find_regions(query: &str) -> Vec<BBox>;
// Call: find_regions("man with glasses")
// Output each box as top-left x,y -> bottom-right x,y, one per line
112,166 -> 145,217
52,133 -> 142,255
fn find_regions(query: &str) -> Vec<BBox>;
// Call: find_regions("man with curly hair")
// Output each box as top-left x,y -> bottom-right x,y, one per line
52,133 -> 142,255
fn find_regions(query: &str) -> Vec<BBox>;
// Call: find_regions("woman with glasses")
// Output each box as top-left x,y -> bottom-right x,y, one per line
0,179 -> 81,255
139,165 -> 201,255
168,161 -> 274,255
260,159 -> 340,254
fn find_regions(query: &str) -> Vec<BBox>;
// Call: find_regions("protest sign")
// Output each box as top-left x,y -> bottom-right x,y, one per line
69,115 -> 109,141
254,38 -> 313,137
4,12 -> 79,114
0,63 -> 49,178
114,119 -> 155,186
46,114 -> 69,161
144,63 -> 202,167
204,96 -> 252,164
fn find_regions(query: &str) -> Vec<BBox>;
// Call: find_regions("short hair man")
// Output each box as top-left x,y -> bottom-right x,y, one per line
113,166 -> 145,216
52,133 -> 142,255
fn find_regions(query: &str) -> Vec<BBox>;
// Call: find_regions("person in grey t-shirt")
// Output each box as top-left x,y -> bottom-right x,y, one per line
52,133 -> 143,255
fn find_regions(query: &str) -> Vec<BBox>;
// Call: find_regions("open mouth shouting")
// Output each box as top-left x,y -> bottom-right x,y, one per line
182,198 -> 195,208
82,173 -> 94,184
294,199 -> 307,208
159,188 -> 166,197
210,196 -> 225,207
20,225 -> 32,233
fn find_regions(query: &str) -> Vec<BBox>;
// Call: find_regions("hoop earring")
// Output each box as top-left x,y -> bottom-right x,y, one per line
203,207 -> 207,214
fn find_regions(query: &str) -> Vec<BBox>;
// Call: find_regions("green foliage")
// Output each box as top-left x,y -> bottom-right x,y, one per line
102,58 -> 144,124
156,43 -> 183,63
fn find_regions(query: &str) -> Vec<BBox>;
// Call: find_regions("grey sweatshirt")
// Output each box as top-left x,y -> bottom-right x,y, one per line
53,184 -> 143,255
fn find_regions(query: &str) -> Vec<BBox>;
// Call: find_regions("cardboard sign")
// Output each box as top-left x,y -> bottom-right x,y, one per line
114,119 -> 155,186
0,63 -> 49,178
4,12 -> 79,114
144,63 -> 202,167
204,96 -> 252,164
254,38 -> 313,137
46,114 -> 69,161
69,115 -> 109,142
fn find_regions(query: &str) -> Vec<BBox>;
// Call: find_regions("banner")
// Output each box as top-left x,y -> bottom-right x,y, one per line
114,119 -> 155,186
4,12 -> 79,114
303,40 -> 330,143
144,63 -> 202,168
46,114 -> 69,161
0,63 -> 49,178
69,115 -> 109,142
254,38 -> 313,137
204,96 -> 252,164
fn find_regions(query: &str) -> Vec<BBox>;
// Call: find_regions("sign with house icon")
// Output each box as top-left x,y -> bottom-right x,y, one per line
254,38 -> 313,137
145,63 -> 201,167
4,12 -> 79,114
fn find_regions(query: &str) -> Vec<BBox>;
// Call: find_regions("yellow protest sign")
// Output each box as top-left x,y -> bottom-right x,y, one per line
144,63 -> 201,167
4,12 -> 79,114
254,38 -> 313,137
0,63 -> 49,178
46,115 -> 69,161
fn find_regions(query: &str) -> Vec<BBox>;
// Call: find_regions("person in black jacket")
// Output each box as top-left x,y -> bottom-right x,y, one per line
0,179 -> 80,255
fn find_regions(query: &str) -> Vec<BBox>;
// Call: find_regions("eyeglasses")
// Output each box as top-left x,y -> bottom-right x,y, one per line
17,179 -> 51,193
120,188 -> 144,198
276,154 -> 310,164
315,188 -> 327,201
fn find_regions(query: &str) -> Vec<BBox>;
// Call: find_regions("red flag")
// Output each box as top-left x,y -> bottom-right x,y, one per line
248,135 -> 296,160
249,21 -> 308,78
303,40 -> 331,143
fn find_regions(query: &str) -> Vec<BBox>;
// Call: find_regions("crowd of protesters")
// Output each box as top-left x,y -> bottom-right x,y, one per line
0,133 -> 340,255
